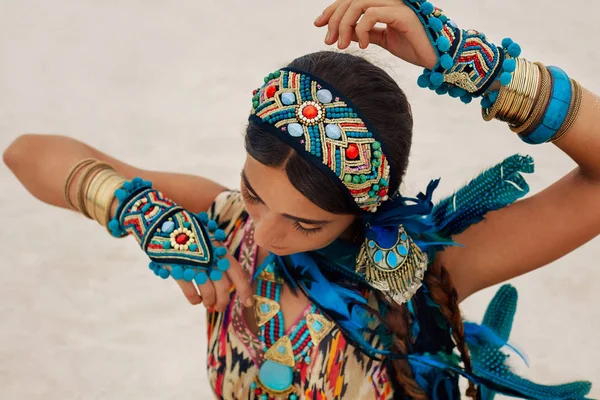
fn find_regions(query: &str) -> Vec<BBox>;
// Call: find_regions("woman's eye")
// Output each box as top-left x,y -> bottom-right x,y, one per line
292,221 -> 323,236
241,187 -> 262,205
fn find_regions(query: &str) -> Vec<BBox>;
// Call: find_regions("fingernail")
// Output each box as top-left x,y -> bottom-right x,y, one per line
325,30 -> 331,43
245,297 -> 254,307
314,13 -> 323,24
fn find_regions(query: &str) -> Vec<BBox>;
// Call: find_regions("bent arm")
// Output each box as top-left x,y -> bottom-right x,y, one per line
443,88 -> 600,302
3,134 -> 227,214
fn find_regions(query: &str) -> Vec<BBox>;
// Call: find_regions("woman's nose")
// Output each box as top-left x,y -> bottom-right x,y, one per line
253,212 -> 285,248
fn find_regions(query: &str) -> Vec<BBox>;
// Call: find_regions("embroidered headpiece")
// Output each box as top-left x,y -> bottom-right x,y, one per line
249,68 -> 391,213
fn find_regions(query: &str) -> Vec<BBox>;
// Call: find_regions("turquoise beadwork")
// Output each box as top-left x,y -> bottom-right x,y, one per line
161,220 -> 175,233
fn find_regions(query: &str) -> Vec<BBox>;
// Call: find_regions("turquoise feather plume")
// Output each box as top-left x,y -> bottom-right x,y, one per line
469,285 -> 592,400
432,154 -> 535,237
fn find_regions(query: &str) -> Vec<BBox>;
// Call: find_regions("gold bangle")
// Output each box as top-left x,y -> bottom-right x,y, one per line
513,63 -> 552,135
95,175 -> 125,227
551,79 -> 583,143
85,167 -> 115,222
516,60 -> 538,124
77,162 -> 111,219
64,158 -> 96,210
75,162 -> 111,218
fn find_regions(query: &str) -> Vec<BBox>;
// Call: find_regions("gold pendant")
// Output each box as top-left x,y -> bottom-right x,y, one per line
264,336 -> 295,367
253,295 -> 280,327
356,225 -> 428,305
306,313 -> 334,347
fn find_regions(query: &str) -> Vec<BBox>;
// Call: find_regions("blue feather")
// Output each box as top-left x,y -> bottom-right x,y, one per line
433,154 -> 535,237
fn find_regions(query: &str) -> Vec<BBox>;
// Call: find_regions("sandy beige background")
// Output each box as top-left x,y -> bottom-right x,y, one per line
1,1 -> 598,399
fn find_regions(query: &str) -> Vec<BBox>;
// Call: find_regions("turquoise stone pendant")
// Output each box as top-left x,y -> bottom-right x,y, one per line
257,360 -> 294,395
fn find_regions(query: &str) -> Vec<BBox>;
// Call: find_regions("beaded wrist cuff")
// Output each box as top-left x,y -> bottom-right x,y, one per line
107,178 -> 230,283
405,0 -> 522,103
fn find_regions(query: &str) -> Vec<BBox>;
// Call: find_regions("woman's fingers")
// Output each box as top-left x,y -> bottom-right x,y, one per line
211,273 -> 232,312
225,256 -> 254,308
337,0 -> 394,49
354,6 -> 400,49
325,0 -> 352,46
314,0 -> 341,27
174,277 -> 203,305
196,276 -> 217,309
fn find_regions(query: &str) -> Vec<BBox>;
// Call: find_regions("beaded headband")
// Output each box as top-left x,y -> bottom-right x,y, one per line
248,68 -> 391,213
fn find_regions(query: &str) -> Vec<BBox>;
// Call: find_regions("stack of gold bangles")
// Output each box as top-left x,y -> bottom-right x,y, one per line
482,58 -> 582,144
64,159 -> 126,229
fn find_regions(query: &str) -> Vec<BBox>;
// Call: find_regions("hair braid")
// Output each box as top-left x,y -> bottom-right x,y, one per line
424,259 -> 478,399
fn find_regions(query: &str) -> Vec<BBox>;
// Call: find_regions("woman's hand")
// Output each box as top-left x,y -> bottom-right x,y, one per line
315,0 -> 438,70
168,251 -> 253,312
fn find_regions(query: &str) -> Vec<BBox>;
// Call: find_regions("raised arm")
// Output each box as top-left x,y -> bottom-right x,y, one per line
3,133 -> 226,213
4,133 -> 253,311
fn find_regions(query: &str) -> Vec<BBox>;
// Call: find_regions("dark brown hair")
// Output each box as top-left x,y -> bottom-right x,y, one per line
245,51 -> 476,399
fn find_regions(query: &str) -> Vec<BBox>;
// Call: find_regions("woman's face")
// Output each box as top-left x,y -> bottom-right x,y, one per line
241,154 -> 356,256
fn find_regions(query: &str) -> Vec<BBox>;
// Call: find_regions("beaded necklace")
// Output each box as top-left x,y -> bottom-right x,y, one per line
250,255 -> 334,400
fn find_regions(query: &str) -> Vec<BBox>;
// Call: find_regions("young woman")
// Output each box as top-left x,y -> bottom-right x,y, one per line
4,0 -> 598,399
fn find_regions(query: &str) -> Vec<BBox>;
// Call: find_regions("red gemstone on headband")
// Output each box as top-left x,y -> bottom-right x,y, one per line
265,85 -> 277,98
378,189 -> 387,197
346,144 -> 359,160
175,233 -> 189,245
302,105 -> 318,119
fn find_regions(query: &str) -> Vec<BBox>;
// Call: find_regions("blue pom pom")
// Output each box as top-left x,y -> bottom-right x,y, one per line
115,189 -> 127,201
417,74 -> 430,88
448,87 -> 466,98
439,14 -> 448,23
108,219 -> 120,231
429,17 -> 443,32
158,268 -> 170,279
503,58 -> 516,73
132,177 -> 143,187
148,262 -> 157,270
217,258 -> 230,271
489,90 -> 499,103
215,247 -> 227,257
436,36 -> 451,52
435,86 -> 449,95
481,97 -> 493,109
214,229 -> 226,242
207,220 -> 218,232
460,94 -> 473,104
197,212 -> 209,223
153,268 -> 160,276
171,265 -> 184,280
501,37 -> 514,48
209,269 -> 223,281
122,182 -> 133,191
440,54 -> 453,70
143,180 -> 152,188
499,72 -> 512,86
508,42 -> 521,58
183,268 -> 196,282
420,2 -> 434,15
194,271 -> 208,285
429,72 -> 444,87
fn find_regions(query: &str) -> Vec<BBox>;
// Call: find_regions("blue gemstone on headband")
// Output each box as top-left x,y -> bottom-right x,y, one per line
316,89 -> 333,104
325,124 -> 341,140
281,92 -> 296,105
288,123 -> 304,137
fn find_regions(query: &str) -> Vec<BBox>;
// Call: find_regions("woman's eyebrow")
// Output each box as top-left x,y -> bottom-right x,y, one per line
241,170 -> 332,226
241,170 -> 262,200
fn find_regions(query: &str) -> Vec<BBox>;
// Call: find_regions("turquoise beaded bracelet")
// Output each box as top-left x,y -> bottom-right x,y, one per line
108,177 -> 230,283
520,66 -> 572,145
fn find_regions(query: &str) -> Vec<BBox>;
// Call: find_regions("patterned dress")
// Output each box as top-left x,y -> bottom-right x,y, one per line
206,191 -> 395,400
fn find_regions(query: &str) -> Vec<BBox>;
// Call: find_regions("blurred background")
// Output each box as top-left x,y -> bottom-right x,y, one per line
1,0 -> 598,398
